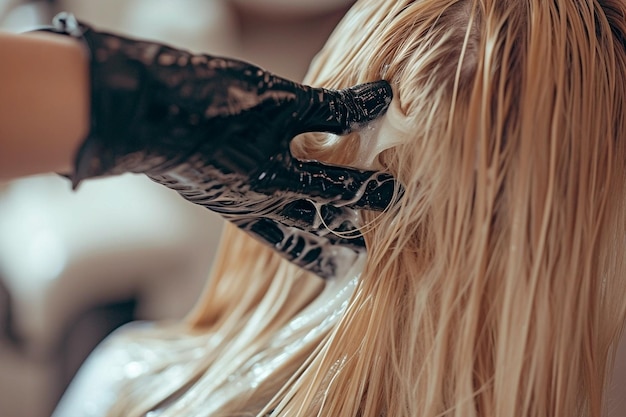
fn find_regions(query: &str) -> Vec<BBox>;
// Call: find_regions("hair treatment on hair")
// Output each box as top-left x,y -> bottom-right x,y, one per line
53,1 -> 626,416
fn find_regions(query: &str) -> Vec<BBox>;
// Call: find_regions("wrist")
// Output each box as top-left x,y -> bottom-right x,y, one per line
0,29 -> 89,180
31,32 -> 91,174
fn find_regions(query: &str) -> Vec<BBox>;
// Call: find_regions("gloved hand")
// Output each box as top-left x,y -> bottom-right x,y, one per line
41,13 -> 399,279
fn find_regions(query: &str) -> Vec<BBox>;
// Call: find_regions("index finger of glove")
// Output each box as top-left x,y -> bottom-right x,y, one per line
253,158 -> 401,212
293,80 -> 393,136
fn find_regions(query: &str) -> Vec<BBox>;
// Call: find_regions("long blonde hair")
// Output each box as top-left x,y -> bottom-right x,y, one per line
141,1 -> 626,416
296,0 -> 626,414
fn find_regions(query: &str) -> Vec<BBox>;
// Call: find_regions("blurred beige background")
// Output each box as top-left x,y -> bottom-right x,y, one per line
0,1 -> 624,416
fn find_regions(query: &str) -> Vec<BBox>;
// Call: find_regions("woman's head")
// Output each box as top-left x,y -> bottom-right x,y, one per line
192,1 -> 626,416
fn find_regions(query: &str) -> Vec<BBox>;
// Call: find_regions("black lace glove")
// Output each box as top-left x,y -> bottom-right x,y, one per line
41,13 -> 399,279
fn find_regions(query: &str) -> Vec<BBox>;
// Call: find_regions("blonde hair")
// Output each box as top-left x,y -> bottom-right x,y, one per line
75,1 -> 626,416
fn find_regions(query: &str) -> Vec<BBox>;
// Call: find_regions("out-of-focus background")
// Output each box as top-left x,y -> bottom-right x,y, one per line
0,1 -> 624,416
0,0 -> 352,415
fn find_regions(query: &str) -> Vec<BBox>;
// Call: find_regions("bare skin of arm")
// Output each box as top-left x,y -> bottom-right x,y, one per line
0,30 -> 89,181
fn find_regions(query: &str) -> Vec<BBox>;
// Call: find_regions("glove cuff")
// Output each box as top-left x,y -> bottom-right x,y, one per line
38,12 -> 194,188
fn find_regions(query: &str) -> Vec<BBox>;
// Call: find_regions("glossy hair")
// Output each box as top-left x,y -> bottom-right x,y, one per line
287,1 -> 626,415
117,1 -> 626,416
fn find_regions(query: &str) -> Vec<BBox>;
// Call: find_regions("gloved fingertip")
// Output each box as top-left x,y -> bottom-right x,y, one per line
352,173 -> 403,211
347,80 -> 393,125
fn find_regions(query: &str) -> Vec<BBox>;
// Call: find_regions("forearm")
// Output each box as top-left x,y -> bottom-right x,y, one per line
0,30 -> 89,180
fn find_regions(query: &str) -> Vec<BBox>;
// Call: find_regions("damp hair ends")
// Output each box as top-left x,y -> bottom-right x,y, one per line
187,1 -> 626,416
